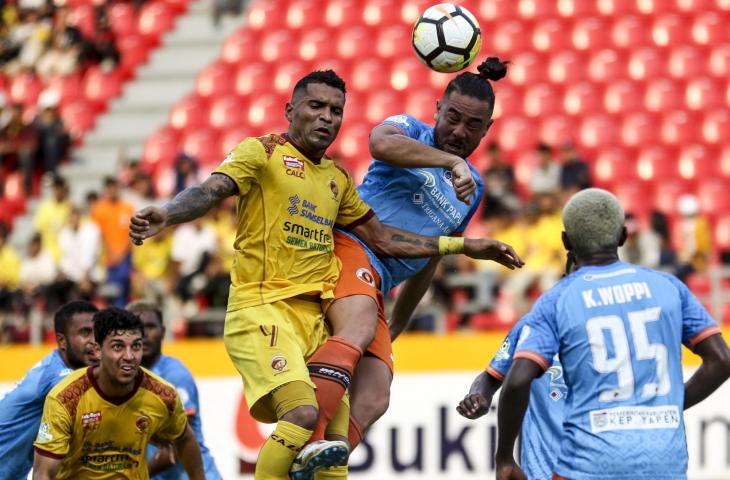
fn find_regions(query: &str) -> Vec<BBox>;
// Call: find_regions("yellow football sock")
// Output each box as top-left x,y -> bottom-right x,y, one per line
255,420 -> 313,480
314,465 -> 349,478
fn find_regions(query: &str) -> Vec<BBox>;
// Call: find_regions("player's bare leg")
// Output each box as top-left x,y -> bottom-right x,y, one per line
348,355 -> 393,448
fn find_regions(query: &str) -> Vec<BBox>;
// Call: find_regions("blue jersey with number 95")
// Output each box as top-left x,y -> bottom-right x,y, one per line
515,261 -> 720,480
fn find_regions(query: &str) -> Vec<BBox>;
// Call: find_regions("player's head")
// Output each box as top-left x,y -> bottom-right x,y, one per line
94,307 -> 145,386
561,188 -> 628,262
434,57 -> 508,159
285,70 -> 346,158
126,300 -> 164,368
54,301 -> 100,369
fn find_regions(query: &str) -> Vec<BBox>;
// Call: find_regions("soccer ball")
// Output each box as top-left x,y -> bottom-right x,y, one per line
412,3 -> 482,73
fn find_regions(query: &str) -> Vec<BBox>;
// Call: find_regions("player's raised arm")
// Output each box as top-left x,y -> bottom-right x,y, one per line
129,173 -> 238,245
684,334 -> 730,410
172,424 -> 205,480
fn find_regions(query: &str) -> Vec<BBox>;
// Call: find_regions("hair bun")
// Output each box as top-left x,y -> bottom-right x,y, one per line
477,57 -> 509,81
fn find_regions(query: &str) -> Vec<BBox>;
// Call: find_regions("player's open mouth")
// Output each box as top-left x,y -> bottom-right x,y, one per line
313,127 -> 330,136
120,365 -> 135,373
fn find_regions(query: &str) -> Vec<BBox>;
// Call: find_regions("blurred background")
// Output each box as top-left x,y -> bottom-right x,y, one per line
0,0 -> 730,478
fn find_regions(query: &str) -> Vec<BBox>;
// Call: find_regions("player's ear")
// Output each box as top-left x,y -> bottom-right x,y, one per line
56,332 -> 67,352
618,226 -> 628,247
285,102 -> 293,123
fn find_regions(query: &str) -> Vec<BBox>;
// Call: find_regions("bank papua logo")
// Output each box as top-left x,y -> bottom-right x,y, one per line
329,179 -> 339,200
442,170 -> 453,187
81,411 -> 102,430
288,194 -> 300,215
416,169 -> 436,188
356,268 -> 376,287
271,355 -> 287,372
136,415 -> 151,434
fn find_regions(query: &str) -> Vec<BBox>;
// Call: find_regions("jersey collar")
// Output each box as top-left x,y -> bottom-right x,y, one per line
87,366 -> 143,406
282,133 -> 324,165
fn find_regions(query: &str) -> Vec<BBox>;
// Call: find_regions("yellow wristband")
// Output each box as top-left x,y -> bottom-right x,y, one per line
438,236 -> 465,255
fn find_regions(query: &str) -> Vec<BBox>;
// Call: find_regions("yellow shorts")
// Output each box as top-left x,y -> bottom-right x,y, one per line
223,297 -> 329,423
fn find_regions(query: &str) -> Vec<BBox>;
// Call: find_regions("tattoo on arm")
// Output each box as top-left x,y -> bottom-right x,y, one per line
391,234 -> 439,251
164,173 -> 238,225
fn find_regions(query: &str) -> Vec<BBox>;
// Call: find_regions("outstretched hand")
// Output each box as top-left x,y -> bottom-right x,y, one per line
495,460 -> 527,480
129,206 -> 168,246
464,239 -> 525,269
451,160 -> 477,205
456,392 -> 491,419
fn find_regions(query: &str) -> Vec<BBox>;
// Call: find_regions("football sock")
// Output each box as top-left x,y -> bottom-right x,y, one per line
314,466 -> 349,478
347,414 -> 364,451
254,420 -> 312,479
308,336 -> 363,442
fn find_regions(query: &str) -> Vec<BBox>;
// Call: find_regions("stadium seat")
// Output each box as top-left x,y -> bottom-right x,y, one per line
337,122 -> 371,163
246,94 -> 285,130
492,84 -> 522,117
109,2 -> 137,37
181,128 -> 220,166
721,146 -> 730,177
637,145 -> 677,181
548,51 -> 587,84
259,30 -> 299,63
209,95 -> 246,131
497,117 -> 538,152
652,13 -> 690,47
579,114 -> 618,149
286,0 -> 326,29
604,80 -> 642,114
60,101 -> 95,139
564,82 -> 602,115
365,91 -> 403,124
325,0 -> 361,28
509,52 -> 546,86
351,58 -> 390,92
668,46 -> 707,79
221,28 -> 259,65
611,16 -> 650,48
638,0 -> 676,14
621,113 -> 661,146
9,71 -> 42,107
141,126 -> 180,171
363,0 -> 392,27
714,214 -> 730,250
588,49 -> 625,82
661,110 -> 699,145
533,19 -> 570,52
686,77 -> 723,111
678,144 -> 717,181
83,67 -> 122,110
692,12 -> 728,45
219,127 -> 253,158
593,147 -> 636,184
523,84 -> 562,117
246,0 -> 285,33
538,115 -> 575,145
676,0 -> 715,11
47,73 -> 83,105
298,29 -> 335,62
117,35 -> 150,76
390,58 -> 430,91
644,79 -> 682,112
572,17 -> 611,51
477,0 -> 518,20
234,63 -> 269,97
376,25 -> 411,60
161,0 -> 188,14
273,61 -> 311,95
400,0 -> 433,24
70,4 -> 96,39
196,62 -> 235,98
170,94 -> 209,133
702,109 -> 730,144
138,2 -> 174,42
518,0 -> 558,18
653,180 -> 693,215
709,44 -> 730,78
557,0 -> 598,17
404,89 -> 436,121
337,27 -> 372,61
697,179 -> 730,217
493,20 -> 532,54
596,0 -> 636,15
628,47 -> 666,80
612,181 -> 654,218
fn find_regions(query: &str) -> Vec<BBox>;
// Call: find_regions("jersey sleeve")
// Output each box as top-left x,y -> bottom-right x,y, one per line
665,274 -> 721,349
213,137 -> 268,197
334,168 -> 374,229
33,396 -> 72,459
513,294 -> 561,371
154,393 -> 188,442
487,318 -> 528,380
379,114 -> 424,140
166,364 -> 200,416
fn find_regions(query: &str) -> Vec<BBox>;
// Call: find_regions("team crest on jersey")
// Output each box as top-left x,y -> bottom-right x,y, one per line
36,421 -> 53,443
494,338 -> 511,361
223,151 -> 234,164
442,170 -> 453,187
136,415 -> 151,434
81,411 -> 102,430
271,355 -> 288,372
283,156 -> 305,178
329,179 -> 339,200
356,268 -> 376,287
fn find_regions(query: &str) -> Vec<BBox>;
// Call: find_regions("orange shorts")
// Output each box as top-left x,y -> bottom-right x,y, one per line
552,475 -> 569,480
331,231 -> 394,372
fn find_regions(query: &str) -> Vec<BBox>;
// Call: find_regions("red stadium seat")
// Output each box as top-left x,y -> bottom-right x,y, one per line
652,13 -> 690,47
572,18 -> 611,51
141,126 -> 180,171
612,181 -> 653,218
523,84 -> 562,117
273,61 -> 311,95
509,52 -> 546,86
697,179 -> 730,217
70,5 -> 96,39
390,58 -> 430,91
628,47 -> 666,80
161,0 -> 188,14
579,114 -> 618,149
538,115 -> 575,145
365,91 -> 403,124
557,0 -> 598,17
721,146 -> 730,178
676,0 -> 715,10
247,0 -> 285,33
668,46 -> 707,79
109,2 -> 137,37
337,122 -> 371,164
138,2 -> 174,41
644,79 -> 682,112
405,89 -> 437,122
352,58 -> 390,92
692,12 -> 728,45
497,117 -> 538,152
493,21 -> 532,54
709,44 -> 730,78
196,62 -> 234,98
532,19 -> 570,52
492,84 -> 522,117
376,25 -> 411,61
169,94 -> 208,132
247,94 -> 284,130
59,101 -> 95,139
221,29 -> 259,65
219,127 -> 252,158
83,67 -> 122,110
612,16 -> 650,48
564,82 -> 602,115
209,95 -> 247,131
47,73 -> 83,104
325,0 -> 361,28
362,0 -> 391,27
637,145 -> 677,181
702,109 -> 730,144
637,0 -> 675,14
297,29 -> 335,63
686,77 -> 723,111
400,0 -> 433,24
593,148 -> 636,184
518,0 -> 558,18
9,72 -> 42,107
337,27 -> 372,61
181,128 -> 220,166
714,214 -> 730,251
653,180 -> 693,215
678,144 -> 717,181
588,49 -> 625,82
622,113 -> 661,146
286,0 -> 326,29
259,30 -> 299,63
477,0 -> 518,21
548,51 -> 587,84
604,80 -> 642,114
235,63 -> 269,97
661,110 -> 699,145
117,35 -> 150,76
596,0 -> 636,15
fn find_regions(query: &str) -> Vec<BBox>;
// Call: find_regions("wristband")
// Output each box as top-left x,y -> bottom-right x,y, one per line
438,236 -> 465,255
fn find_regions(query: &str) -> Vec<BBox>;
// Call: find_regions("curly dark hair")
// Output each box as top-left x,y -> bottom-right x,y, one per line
293,69 -> 347,97
54,301 -> 99,336
93,307 -> 144,345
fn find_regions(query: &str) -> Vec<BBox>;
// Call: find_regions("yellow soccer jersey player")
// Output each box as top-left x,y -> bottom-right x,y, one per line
33,367 -> 186,479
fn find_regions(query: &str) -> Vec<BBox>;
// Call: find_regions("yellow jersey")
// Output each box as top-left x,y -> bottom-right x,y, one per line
34,367 -> 188,480
214,133 -> 373,310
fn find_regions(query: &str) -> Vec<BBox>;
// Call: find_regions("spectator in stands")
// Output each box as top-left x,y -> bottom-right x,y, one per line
675,194 -> 712,281
32,90 -> 70,175
58,206 -> 101,286
0,103 -> 39,195
171,218 -> 218,301
0,222 -> 21,312
529,143 -> 560,196
174,153 -> 201,195
86,16 -> 119,71
35,29 -> 82,80
206,200 -> 236,271
619,213 -> 660,268
33,174 -> 71,263
123,171 -> 157,211
199,255 -> 231,309
19,232 -> 56,300
481,142 -> 519,220
131,230 -> 172,303
91,177 -> 135,307
559,142 -> 591,197
213,0 -> 244,26
4,8 -> 52,75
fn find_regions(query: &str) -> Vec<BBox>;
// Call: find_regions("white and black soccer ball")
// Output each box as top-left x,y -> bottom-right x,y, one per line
412,3 -> 482,73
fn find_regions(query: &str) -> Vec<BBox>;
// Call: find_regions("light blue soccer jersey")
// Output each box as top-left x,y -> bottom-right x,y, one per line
0,350 -> 74,479
515,261 -> 720,480
147,355 -> 221,480
346,113 -> 484,293
488,317 -> 567,480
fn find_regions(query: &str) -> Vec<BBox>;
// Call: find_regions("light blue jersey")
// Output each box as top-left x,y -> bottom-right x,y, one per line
488,318 -> 567,480
346,113 -> 484,293
147,355 -> 221,480
516,261 -> 720,480
0,350 -> 73,479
